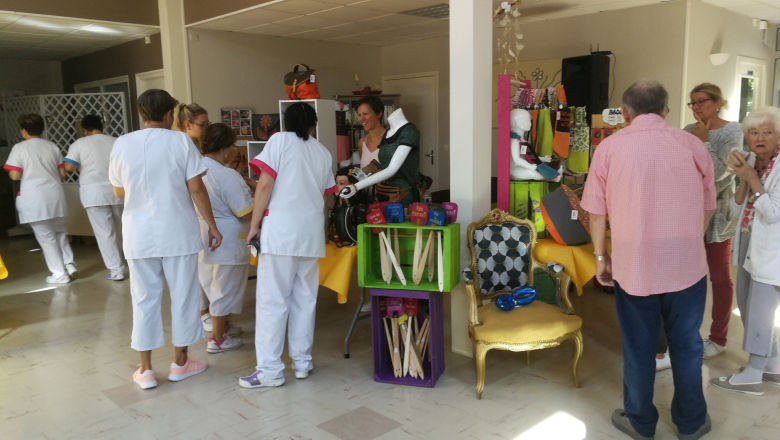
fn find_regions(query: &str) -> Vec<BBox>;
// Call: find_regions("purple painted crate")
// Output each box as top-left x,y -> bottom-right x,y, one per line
370,288 -> 444,387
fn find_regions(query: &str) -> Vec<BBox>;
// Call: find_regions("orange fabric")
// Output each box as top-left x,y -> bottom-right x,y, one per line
530,110 -> 539,150
533,237 -> 612,295
553,85 -> 570,158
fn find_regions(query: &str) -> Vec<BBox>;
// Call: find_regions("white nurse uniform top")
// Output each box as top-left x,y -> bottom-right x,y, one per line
249,132 -> 337,259
3,138 -> 66,224
109,128 -> 205,259
199,156 -> 253,265
64,133 -> 122,208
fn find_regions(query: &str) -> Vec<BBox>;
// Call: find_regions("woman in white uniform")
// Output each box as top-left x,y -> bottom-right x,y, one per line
239,102 -> 337,388
198,123 -> 253,353
3,113 -> 76,284
109,89 -> 222,390
63,114 -> 125,281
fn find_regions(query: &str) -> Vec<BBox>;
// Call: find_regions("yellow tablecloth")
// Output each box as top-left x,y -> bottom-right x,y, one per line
318,242 -> 357,304
533,238 -> 610,295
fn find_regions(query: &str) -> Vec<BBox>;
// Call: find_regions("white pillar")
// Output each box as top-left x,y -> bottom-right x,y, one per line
449,0 -> 492,357
158,0 -> 191,103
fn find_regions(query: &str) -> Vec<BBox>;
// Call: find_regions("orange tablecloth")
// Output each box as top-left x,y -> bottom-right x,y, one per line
533,238 -> 611,295
318,242 -> 357,304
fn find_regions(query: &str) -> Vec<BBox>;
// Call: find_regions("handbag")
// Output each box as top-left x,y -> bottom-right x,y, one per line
284,64 -> 320,100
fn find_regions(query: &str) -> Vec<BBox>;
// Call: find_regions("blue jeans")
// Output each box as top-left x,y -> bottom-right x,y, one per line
614,277 -> 707,437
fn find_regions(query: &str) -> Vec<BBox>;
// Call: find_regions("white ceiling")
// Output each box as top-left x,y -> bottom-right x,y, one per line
0,10 -> 158,61
0,0 -> 778,61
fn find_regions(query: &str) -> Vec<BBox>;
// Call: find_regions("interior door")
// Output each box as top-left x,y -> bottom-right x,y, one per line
135,69 -> 165,126
382,72 -> 442,192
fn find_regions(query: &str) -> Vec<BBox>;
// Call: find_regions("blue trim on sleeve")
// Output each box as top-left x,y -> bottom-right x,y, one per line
63,158 -> 80,167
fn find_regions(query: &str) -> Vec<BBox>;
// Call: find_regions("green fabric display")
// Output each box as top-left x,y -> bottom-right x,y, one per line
536,108 -> 554,157
567,106 -> 590,174
509,181 -> 548,236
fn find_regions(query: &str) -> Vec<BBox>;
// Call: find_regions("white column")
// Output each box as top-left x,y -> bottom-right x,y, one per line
158,0 -> 191,103
449,0 -> 492,357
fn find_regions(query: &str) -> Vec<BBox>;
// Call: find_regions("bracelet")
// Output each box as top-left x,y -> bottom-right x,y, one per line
594,254 -> 607,262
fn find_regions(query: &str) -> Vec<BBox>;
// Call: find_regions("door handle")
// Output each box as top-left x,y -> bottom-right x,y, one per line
424,149 -> 434,165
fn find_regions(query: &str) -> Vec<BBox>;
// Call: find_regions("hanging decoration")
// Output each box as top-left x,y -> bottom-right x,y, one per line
494,1 -> 524,67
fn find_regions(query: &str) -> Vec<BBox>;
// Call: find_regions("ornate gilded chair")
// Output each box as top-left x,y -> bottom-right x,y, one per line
463,209 -> 583,399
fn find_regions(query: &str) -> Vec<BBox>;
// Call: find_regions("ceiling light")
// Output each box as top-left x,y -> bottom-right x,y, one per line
81,24 -> 121,35
400,4 -> 449,19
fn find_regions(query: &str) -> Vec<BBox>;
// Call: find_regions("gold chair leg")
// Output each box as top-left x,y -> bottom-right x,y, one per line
475,343 -> 488,399
571,330 -> 583,387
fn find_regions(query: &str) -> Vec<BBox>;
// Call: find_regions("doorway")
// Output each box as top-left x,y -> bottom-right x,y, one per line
135,69 -> 165,127
735,57 -> 767,123
382,72 -> 444,192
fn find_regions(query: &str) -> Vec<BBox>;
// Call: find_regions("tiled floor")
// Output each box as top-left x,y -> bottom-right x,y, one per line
1,234 -> 778,439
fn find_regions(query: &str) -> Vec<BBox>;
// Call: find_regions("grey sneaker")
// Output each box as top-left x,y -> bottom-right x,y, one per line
678,413 -> 711,440
611,409 -> 654,439
239,370 -> 284,388
702,340 -> 726,359
762,372 -> 780,386
711,375 -> 764,396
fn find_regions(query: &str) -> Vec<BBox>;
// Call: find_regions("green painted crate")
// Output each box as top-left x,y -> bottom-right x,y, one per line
357,222 -> 460,292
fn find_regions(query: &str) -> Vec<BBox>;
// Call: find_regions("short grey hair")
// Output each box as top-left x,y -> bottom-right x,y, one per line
742,107 -> 780,137
622,80 -> 668,117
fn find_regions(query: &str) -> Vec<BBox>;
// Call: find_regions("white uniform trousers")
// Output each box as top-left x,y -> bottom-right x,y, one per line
85,205 -> 124,273
29,217 -> 74,278
198,262 -> 249,317
255,254 -> 319,377
127,254 -> 203,351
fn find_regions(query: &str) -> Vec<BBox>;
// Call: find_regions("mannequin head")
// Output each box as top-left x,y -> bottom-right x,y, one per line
510,109 -> 531,133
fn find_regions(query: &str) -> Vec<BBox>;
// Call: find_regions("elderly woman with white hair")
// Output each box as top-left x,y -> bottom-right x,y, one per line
712,107 -> 780,396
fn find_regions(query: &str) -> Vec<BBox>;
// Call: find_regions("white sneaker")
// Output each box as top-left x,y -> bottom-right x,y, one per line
703,340 -> 726,359
46,274 -> 71,284
295,369 -> 311,379
201,313 -> 213,332
65,263 -> 77,276
106,271 -> 125,281
207,335 -> 242,353
656,352 -> 671,371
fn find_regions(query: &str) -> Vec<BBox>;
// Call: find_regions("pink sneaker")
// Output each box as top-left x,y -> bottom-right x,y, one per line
168,359 -> 207,382
133,368 -> 158,389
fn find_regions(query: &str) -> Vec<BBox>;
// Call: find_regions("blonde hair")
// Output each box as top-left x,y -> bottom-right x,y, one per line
172,103 -> 207,151
690,83 -> 727,110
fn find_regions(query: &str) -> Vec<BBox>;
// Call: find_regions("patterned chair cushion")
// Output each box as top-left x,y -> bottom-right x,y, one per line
472,222 -> 532,295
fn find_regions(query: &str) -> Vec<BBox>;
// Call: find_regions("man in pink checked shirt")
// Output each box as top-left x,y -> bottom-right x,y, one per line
581,81 -> 715,440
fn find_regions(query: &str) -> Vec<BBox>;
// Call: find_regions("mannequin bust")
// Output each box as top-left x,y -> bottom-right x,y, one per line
509,108 -> 561,182
340,108 -> 415,199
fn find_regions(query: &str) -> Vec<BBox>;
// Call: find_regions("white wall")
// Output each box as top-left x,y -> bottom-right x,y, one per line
684,0 -> 775,125
187,29 -> 382,117
514,1 -> 687,125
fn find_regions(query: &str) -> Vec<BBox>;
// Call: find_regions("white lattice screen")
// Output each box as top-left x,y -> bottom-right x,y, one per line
2,93 -> 129,183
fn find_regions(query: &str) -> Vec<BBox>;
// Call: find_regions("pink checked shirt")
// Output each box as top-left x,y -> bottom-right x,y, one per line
581,113 -> 716,296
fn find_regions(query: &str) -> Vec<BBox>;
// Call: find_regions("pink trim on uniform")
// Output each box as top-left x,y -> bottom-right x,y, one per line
324,185 -> 339,196
3,164 -> 22,172
248,159 -> 277,180
17,191 -> 20,196
264,209 -> 269,217
57,163 -> 65,169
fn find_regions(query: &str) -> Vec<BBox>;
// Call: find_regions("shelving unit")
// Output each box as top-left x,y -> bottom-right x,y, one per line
334,94 -> 399,158
278,99 -> 337,172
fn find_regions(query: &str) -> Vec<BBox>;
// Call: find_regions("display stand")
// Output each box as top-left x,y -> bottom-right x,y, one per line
278,99 -> 337,171
370,288 -> 444,388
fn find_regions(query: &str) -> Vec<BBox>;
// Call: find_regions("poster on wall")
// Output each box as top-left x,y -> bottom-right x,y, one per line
251,113 -> 280,141
220,107 -> 252,135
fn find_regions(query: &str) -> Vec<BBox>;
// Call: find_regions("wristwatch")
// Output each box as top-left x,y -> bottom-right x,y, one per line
594,254 -> 607,262
753,191 -> 763,199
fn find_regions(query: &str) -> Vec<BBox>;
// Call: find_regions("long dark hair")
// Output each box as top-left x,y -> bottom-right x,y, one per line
284,102 -> 317,140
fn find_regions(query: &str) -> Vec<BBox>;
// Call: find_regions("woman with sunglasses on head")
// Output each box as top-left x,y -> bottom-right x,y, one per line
173,102 -> 216,332
683,83 -> 743,360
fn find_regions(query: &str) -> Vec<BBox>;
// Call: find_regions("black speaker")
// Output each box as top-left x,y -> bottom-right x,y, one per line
561,54 -> 610,115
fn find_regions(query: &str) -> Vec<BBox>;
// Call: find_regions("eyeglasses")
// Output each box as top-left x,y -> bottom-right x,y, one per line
687,98 -> 712,108
192,121 -> 210,128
